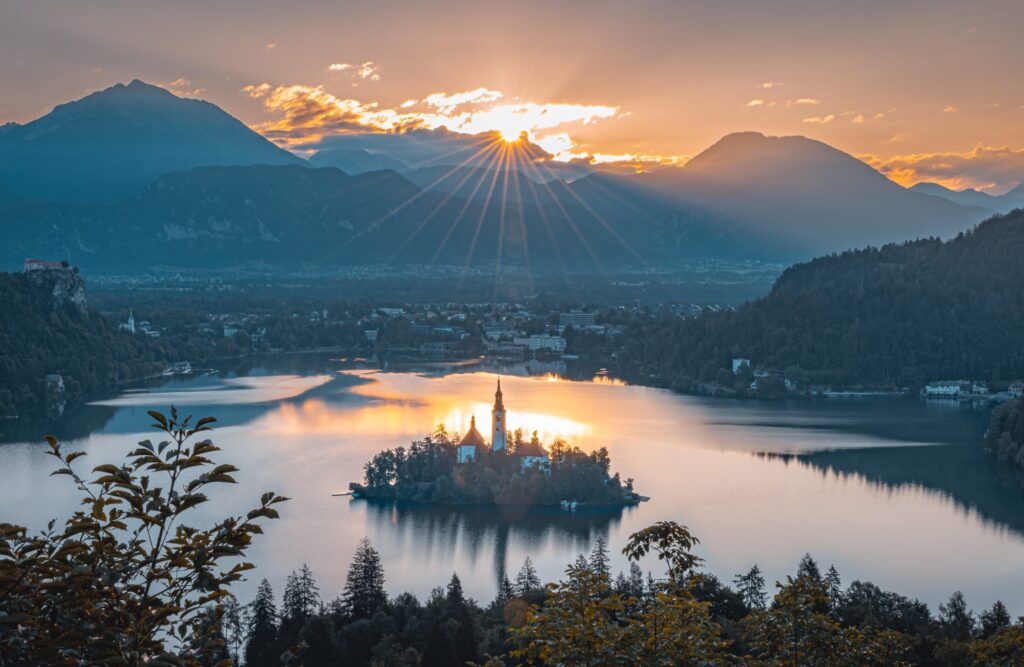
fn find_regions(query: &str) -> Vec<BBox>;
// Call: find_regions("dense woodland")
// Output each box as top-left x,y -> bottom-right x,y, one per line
986,396 -> 1024,478
616,210 -> 1024,390
0,270 -> 253,420
359,429 -> 631,506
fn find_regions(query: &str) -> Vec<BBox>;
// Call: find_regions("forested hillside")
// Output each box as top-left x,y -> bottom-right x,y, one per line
986,397 -> 1024,474
618,209 -> 1024,389
0,269 -> 243,419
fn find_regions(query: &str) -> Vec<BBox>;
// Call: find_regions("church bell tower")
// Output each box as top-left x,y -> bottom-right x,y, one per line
491,379 -> 507,451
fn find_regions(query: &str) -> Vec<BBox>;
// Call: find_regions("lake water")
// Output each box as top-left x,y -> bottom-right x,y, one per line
3,355 -> 1023,614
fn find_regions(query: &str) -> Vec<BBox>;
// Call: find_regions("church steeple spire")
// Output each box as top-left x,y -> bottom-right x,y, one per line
491,378 -> 507,452
494,378 -> 504,411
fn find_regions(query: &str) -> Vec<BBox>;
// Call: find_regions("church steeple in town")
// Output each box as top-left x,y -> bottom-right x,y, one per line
491,378 -> 507,451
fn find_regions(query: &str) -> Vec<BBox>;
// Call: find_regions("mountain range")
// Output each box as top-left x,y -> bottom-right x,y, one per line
909,181 -> 1024,214
0,80 -> 1004,272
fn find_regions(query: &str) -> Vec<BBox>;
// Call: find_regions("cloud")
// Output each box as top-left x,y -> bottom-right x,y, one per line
265,42 -> 278,50
422,88 -> 503,113
872,112 -> 887,120
328,61 -> 380,81
794,97 -> 820,105
587,152 -> 690,171
863,145 -> 1024,193
802,114 -> 835,124
746,99 -> 765,107
761,81 -> 781,89
243,82 -> 618,159
942,104 -> 957,113
157,77 -> 205,97
852,114 -> 865,123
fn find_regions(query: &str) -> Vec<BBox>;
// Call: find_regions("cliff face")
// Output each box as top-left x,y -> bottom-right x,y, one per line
25,267 -> 88,314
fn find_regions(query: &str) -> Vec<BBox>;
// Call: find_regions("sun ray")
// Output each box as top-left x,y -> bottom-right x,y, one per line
515,151 -> 605,272
324,137 -> 504,261
463,143 -> 511,269
429,140 -> 509,265
531,158 -> 646,265
387,139 -> 506,262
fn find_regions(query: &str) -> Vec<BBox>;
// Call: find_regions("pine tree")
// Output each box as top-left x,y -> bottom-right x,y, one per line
514,557 -> 541,596
589,537 -> 611,580
280,564 -> 321,645
244,579 -> 279,667
733,565 -> 767,610
940,591 -> 976,641
627,562 -> 645,598
497,574 -> 516,603
220,594 -> 248,665
340,537 -> 387,621
797,554 -> 821,580
980,600 -> 1012,638
824,565 -> 842,609
445,573 -> 479,664
446,572 -> 465,605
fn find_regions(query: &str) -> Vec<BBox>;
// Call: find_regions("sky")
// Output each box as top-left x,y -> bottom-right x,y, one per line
2,0 -> 1024,192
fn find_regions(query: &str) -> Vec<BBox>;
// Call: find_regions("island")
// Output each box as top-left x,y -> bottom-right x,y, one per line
349,379 -> 646,507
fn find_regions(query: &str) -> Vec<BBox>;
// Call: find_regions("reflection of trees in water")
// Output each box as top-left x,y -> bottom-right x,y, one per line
360,500 -> 630,586
2,402 -> 119,444
759,445 -> 1024,535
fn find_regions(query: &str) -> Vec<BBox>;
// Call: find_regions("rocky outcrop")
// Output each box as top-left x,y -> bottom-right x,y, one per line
25,266 -> 88,314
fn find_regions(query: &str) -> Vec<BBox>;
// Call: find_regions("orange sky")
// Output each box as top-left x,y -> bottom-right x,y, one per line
3,0 -> 1023,192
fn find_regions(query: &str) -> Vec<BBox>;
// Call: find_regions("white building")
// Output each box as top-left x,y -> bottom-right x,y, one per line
559,311 -> 596,328
732,358 -> 751,373
924,380 -> 965,396
491,380 -> 507,451
119,310 -> 135,334
1008,381 -> 1024,398
513,334 -> 567,352
457,415 -> 487,463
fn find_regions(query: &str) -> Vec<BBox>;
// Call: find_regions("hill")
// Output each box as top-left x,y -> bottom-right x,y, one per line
1,164 -> 738,272
911,181 -> 1024,215
636,132 -> 990,260
0,80 -> 301,202
308,147 -> 409,174
617,209 -> 1024,389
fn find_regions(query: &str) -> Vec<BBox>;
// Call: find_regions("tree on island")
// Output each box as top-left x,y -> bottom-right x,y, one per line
358,430 -> 634,506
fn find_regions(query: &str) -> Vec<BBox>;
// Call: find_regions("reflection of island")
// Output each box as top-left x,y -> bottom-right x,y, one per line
361,497 -> 632,585
351,379 -> 645,507
762,445 -> 1024,534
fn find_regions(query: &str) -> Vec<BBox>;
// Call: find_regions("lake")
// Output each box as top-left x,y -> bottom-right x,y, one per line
3,355 -> 1023,614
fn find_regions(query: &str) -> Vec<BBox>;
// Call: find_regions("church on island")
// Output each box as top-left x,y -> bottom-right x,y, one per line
456,379 -> 549,471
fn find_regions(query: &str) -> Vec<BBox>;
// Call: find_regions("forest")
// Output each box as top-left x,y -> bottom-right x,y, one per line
986,396 -> 1024,478
0,270 -> 238,419
614,209 -> 1024,391
2,409 -> 1022,666
357,429 -> 634,506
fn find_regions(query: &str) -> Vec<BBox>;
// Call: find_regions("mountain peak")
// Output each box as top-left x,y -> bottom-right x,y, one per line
0,79 -> 301,203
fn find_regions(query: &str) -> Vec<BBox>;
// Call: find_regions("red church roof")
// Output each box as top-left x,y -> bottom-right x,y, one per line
459,416 -> 486,447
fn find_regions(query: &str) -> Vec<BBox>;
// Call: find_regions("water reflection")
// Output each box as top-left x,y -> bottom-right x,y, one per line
765,445 -> 1024,534
360,500 -> 630,586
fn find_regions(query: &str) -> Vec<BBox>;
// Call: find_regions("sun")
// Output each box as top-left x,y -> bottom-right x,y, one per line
499,127 -> 522,143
